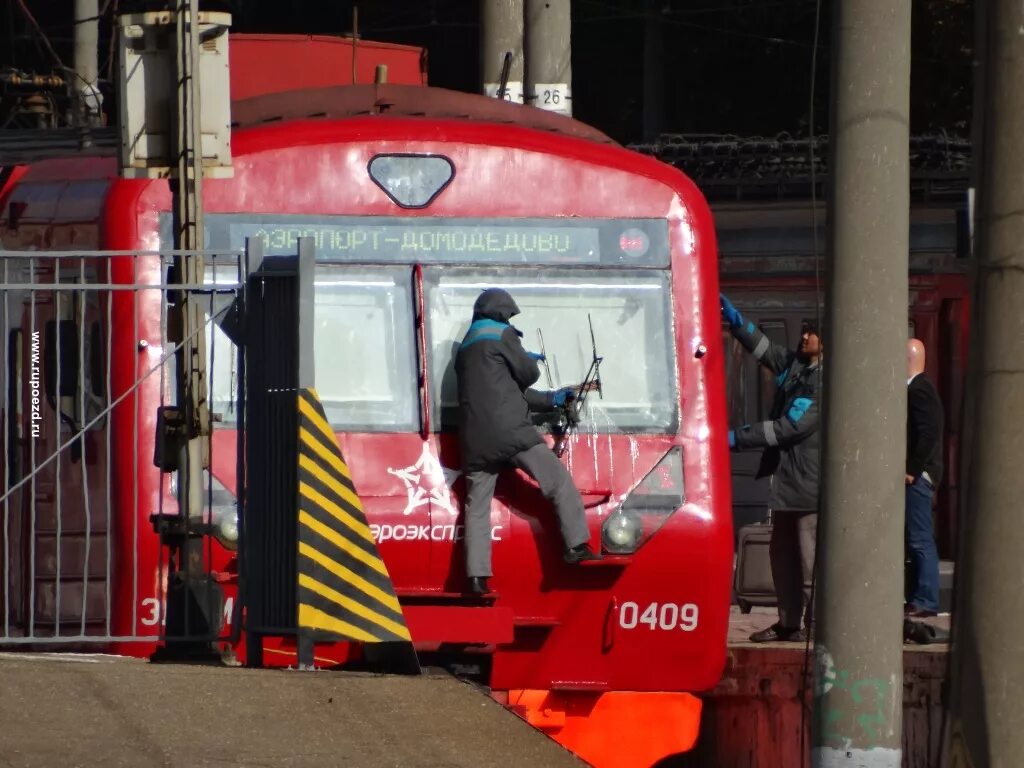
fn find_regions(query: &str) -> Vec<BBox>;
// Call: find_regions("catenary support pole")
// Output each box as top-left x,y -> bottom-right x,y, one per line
481,0 -> 524,103
944,2 -> 1024,766
173,0 -> 208,534
813,1 -> 910,766
73,0 -> 101,124
167,0 -> 216,654
524,0 -> 571,116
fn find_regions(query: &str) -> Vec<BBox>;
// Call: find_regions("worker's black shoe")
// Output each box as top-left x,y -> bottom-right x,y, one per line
467,577 -> 490,595
749,623 -> 806,643
564,544 -> 602,564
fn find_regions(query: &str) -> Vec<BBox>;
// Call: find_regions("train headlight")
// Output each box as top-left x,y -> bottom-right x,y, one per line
211,505 -> 239,550
602,510 -> 642,554
602,447 -> 685,555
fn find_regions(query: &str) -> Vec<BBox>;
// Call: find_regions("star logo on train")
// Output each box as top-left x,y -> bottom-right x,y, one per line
387,443 -> 461,517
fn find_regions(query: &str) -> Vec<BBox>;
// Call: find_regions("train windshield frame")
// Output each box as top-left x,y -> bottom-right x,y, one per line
188,214 -> 678,434
423,266 -> 678,434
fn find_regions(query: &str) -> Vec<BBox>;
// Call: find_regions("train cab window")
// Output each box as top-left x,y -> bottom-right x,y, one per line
43,319 -> 79,403
205,266 -> 242,426
423,267 -> 677,433
206,323 -> 237,425
311,266 -> 418,431
204,265 -> 419,432
43,294 -> 109,435
88,323 -> 104,398
80,312 -> 107,430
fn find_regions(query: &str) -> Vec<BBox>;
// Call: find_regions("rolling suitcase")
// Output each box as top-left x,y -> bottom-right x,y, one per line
734,516 -> 776,613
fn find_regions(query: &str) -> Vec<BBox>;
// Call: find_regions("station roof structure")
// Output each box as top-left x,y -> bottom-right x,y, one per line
629,132 -> 972,203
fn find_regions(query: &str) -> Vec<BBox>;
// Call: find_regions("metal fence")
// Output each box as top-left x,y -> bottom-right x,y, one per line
0,248 -> 243,647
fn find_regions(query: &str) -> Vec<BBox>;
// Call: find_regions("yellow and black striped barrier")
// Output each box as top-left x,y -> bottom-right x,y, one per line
295,388 -> 411,643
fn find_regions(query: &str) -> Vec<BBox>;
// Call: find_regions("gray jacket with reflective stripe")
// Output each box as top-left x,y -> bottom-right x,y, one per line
455,290 -> 556,472
731,320 -> 821,512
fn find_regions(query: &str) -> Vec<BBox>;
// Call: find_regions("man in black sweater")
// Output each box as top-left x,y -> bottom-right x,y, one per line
905,338 -> 944,617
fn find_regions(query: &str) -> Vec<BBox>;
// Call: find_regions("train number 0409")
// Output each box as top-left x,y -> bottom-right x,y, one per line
618,601 -> 699,632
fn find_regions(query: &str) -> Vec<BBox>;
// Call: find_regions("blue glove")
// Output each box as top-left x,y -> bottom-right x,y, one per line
526,351 -> 546,362
727,430 -> 736,449
552,387 -> 576,407
720,293 -> 743,329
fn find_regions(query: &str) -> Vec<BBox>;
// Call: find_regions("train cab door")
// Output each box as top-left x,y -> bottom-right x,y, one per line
15,279 -> 109,637
722,290 -> 821,543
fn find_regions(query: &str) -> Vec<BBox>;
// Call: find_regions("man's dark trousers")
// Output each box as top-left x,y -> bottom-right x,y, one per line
770,510 -> 817,629
905,476 -> 940,612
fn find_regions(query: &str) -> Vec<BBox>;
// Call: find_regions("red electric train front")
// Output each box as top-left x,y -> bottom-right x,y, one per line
2,84 -> 733,766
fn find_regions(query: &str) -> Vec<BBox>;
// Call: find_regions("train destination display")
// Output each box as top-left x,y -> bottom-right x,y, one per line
201,215 -> 669,266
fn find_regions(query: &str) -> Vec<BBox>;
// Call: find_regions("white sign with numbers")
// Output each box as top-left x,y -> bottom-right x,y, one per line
618,601 -> 699,632
532,83 -> 572,115
484,81 -> 524,104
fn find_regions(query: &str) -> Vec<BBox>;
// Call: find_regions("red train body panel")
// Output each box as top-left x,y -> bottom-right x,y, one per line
228,33 -> 428,100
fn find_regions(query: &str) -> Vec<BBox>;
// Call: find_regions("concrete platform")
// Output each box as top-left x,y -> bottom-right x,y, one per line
0,653 -> 583,768
728,604 -> 951,647
0,611 -> 952,768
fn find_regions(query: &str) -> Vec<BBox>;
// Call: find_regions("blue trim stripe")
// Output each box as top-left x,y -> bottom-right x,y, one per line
461,319 -> 508,350
787,397 -> 813,424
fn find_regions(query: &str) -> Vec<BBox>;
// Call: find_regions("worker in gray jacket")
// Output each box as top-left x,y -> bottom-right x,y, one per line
456,288 -> 600,595
721,294 -> 821,642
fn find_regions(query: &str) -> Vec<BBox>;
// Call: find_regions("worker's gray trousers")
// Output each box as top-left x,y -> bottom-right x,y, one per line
771,510 -> 817,630
463,443 -> 590,578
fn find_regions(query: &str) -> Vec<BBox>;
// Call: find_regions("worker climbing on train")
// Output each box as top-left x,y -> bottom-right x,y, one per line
721,294 -> 822,643
456,287 -> 601,595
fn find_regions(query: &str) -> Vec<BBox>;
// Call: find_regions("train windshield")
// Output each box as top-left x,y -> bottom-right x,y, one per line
206,265 -> 419,431
424,267 -> 678,433
312,266 -> 419,430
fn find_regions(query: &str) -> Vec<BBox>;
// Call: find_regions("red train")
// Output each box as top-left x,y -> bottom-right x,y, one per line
0,42 -> 734,768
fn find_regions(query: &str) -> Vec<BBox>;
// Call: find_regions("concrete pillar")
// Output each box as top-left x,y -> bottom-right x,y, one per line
945,1 -> 1024,765
73,0 -> 102,123
525,0 -> 572,116
481,0 -> 524,103
813,0 -> 911,766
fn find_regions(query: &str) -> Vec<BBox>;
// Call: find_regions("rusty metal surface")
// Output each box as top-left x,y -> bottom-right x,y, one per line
686,607 -> 950,767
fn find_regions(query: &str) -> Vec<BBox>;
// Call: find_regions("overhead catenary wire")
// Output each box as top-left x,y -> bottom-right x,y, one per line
12,0 -> 118,104
13,0 -> 66,71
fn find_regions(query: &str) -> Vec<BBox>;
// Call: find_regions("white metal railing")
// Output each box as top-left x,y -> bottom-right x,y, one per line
0,248 -> 242,646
